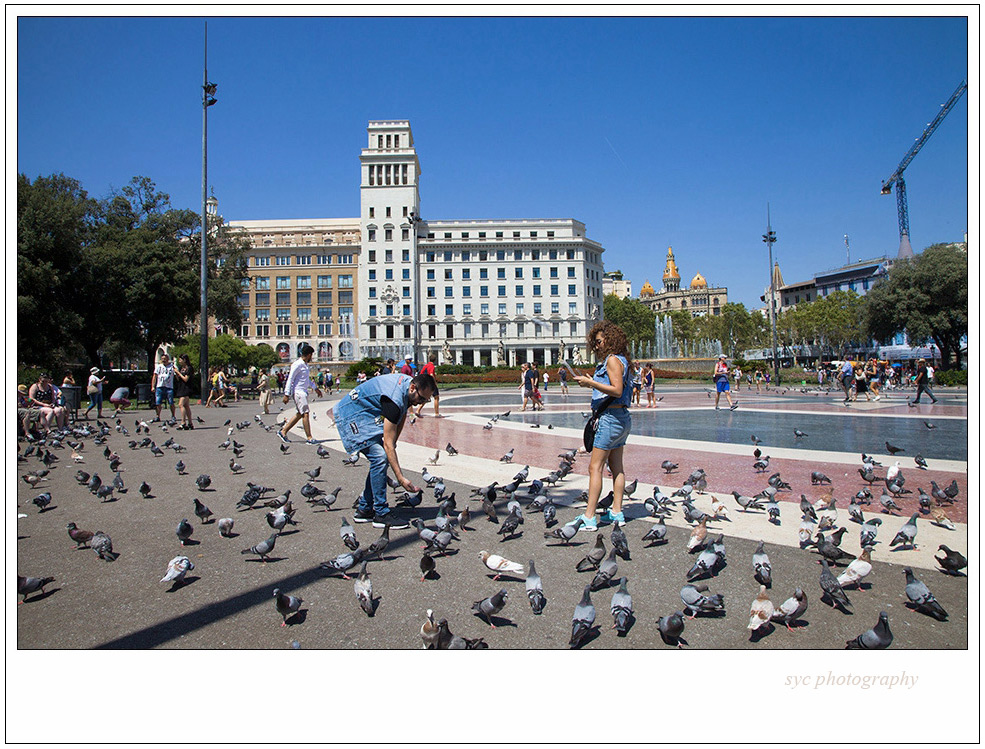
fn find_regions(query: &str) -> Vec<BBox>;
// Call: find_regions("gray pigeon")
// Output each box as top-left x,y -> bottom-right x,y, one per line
195,474 -> 211,491
472,589 -> 509,627
435,618 -> 488,649
193,497 -> 213,524
340,517 -> 359,551
497,507 -> 522,540
732,491 -> 765,512
354,561 -> 375,616
890,513 -> 919,549
410,518 -> 438,550
590,548 -> 619,591
576,535 -> 607,572
320,548 -> 367,578
609,577 -> 633,634
661,460 -> 678,474
810,471 -> 831,485
217,518 -> 235,537
860,518 -> 882,547
819,559 -> 852,611
770,588 -> 808,631
18,574 -> 56,602
525,560 -> 545,615
752,540 -> 772,588
610,524 -> 630,560
685,547 -> 719,582
641,517 -> 667,545
91,531 -> 115,562
935,545 -> 967,575
845,611 -> 893,649
176,518 -> 194,545
903,567 -> 948,621
242,533 -> 278,562
545,517 -> 584,544
273,588 -> 303,625
160,556 -> 194,586
366,525 -> 391,560
569,585 -> 596,648
657,611 -> 685,647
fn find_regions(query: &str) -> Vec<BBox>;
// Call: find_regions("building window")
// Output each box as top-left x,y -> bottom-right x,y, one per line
498,303 -> 507,315
550,285 -> 559,296
462,232 -> 469,239
463,323 -> 472,337
317,275 -> 332,288
403,304 -> 411,316
385,249 -> 393,262
532,268 -> 541,279
277,324 -> 290,337
480,303 -> 489,315
568,285 -> 576,295
532,250 -> 540,260
427,304 -> 436,317
479,251 -> 488,261
533,284 -> 541,296
276,256 -> 291,266
479,268 -> 488,280
255,293 -> 270,307
568,267 -> 576,278
319,307 -> 332,320
497,286 -> 506,297
516,302 -> 524,315
514,267 -> 523,279
338,275 -> 353,288
296,255 -> 311,266
369,207 -> 375,218
385,228 -> 393,242
513,231 -> 520,238
256,309 -> 270,322
462,251 -> 470,262
318,323 -> 333,336
427,287 -> 435,298
402,287 -> 410,299
445,286 -> 453,297
297,308 -> 311,322
533,303 -> 542,315
569,302 -> 577,314
402,268 -> 411,281
480,286 -> 488,297
462,269 -> 471,280
445,304 -> 454,316
318,291 -> 333,304
367,250 -> 376,263
255,324 -> 269,337
277,308 -> 291,321
463,303 -> 472,315
255,276 -> 270,291
296,292 -> 311,306
297,276 -> 311,289
368,270 -> 376,281
444,269 -> 453,281
426,269 -> 435,281
551,302 -> 560,314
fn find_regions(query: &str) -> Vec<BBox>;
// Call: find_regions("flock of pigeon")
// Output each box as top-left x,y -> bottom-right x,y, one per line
17,404 -> 967,651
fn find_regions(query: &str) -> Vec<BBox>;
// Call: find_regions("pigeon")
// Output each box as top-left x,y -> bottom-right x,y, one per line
242,533 -> 278,562
18,574 -> 55,603
889,513 -> 919,549
430,529 -> 455,556
923,421 -> 937,429
943,482 -> 959,500
446,442 -> 459,456
640,517 -> 668,547
66,522 -> 94,548
479,550 -> 525,580
747,585 -> 775,632
95,485 -> 115,502
837,547 -> 873,590
32,492 -> 52,513
497,507 -> 522,540
499,448 -> 514,463
396,489 -> 423,509
657,611 -> 686,647
623,479 -> 638,498
545,517 -> 584,544
590,548 -> 619,591
421,467 -> 441,486
576,535 -> 607,572
930,507 -> 955,530
794,429 -> 808,439
610,577 -> 633,634
543,501 -> 557,527
766,498 -> 780,525
91,531 -> 115,562
300,482 -> 326,500
341,453 -> 360,466
195,474 -> 211,491
266,508 -> 298,533
661,460 -> 678,474
610,522 -> 630,559
680,583 -> 725,618
419,551 -> 436,581
411,519 -> 438,549
304,466 -> 322,481
686,546 -> 720,582
732,491 -> 765,513
273,588 -> 303,625
112,472 -> 126,493
229,458 -> 245,474
917,488 -> 933,514
767,472 -> 791,491
885,441 -> 903,456
457,506 -> 472,531
812,532 -> 855,565
481,496 -> 498,525
340,517 -> 359,551
752,541 -> 772,588
810,471 -> 831,485
903,567 -> 948,621
686,517 -> 709,552
569,585 -> 596,649
879,491 -> 901,515
161,556 -> 194,586
175,518 -> 194,545
845,611 -> 893,649
472,588 -> 508,627
86,473 -> 102,494
859,518 -> 882,548
819,559 -> 852,611
366,525 -> 391,559
193,498 -> 213,524
264,490 -> 294,509
753,455 -> 770,473
513,465 -> 530,483
354,562 -> 375,616
710,497 -> 731,522
217,518 -> 235,537
913,455 -> 928,470
320,548 -> 367,578
771,588 -> 808,631
858,466 -> 879,485
751,434 -> 762,445
935,545 -> 967,575
525,560 -> 546,615
435,618 -> 488,649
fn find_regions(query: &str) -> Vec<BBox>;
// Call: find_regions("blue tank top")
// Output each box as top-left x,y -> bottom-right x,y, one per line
592,354 -> 632,407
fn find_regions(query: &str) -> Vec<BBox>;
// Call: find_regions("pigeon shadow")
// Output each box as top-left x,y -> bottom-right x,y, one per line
421,570 -> 440,581
691,609 -> 726,620
167,576 -> 200,593
179,539 -> 201,547
197,488 -> 216,493
571,626 -> 601,649
473,613 -> 517,629
245,556 -> 285,564
220,532 -> 240,539
24,588 -> 60,603
819,593 -> 854,614
285,609 -> 308,626
615,614 -> 637,637
277,529 -> 302,537
749,623 -> 776,642
658,631 -> 685,648
486,573 -> 523,583
889,545 -> 917,552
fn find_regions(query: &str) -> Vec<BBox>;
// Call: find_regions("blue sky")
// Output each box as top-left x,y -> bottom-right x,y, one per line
15,14 -> 972,307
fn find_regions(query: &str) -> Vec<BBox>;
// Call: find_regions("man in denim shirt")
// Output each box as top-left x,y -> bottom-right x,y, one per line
332,372 -> 437,528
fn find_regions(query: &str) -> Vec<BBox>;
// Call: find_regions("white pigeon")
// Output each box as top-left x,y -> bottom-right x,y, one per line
886,461 -> 901,482
479,550 -> 525,580
160,556 -> 194,584
711,497 -> 730,521
747,585 -> 774,631
837,548 -> 873,590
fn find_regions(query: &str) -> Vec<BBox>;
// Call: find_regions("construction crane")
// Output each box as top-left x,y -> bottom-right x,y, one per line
880,79 -> 967,258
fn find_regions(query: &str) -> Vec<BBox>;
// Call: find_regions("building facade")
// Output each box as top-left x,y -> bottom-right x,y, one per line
639,247 -> 726,316
602,270 -> 632,300
229,120 -> 606,367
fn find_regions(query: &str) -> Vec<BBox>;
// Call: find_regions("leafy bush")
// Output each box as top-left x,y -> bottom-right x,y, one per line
346,357 -> 384,380
934,369 -> 967,387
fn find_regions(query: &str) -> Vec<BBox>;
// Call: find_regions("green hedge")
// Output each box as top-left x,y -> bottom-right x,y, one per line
934,369 -> 967,387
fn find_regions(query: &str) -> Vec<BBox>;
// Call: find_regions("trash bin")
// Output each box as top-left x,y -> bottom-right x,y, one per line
61,385 -> 82,421
135,383 -> 153,408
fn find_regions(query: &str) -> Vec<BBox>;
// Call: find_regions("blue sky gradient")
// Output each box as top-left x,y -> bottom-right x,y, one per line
16,14 -> 971,307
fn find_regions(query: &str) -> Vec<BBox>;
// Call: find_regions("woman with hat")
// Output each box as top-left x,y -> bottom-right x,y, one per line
713,354 -> 737,410
28,372 -> 67,431
84,366 -> 108,419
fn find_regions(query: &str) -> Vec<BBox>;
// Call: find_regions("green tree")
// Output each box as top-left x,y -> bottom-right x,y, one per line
694,303 -> 759,358
659,309 -> 696,349
602,294 -> 656,348
247,343 -> 280,372
815,290 -> 866,354
864,243 -> 968,369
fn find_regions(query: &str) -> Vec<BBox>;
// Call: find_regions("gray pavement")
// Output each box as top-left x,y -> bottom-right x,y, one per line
16,398 -> 967,651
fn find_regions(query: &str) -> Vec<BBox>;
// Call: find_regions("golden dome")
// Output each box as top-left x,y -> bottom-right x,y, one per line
640,280 -> 655,296
690,272 -> 707,289
662,247 -> 680,281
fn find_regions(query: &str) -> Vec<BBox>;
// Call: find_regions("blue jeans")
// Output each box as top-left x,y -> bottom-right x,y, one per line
914,383 -> 937,403
357,439 -> 391,516
86,391 -> 103,413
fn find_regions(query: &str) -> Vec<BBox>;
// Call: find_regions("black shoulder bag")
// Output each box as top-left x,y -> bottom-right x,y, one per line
583,395 -> 616,452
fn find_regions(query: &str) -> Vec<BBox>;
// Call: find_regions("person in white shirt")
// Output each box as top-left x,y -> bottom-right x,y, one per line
151,353 -> 176,422
279,344 -> 323,445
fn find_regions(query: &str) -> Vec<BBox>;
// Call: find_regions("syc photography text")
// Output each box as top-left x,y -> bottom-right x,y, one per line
786,671 -> 919,690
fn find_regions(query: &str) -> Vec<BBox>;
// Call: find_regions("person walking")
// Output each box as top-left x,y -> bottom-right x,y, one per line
172,354 -> 195,429
570,320 -> 633,531
557,364 -> 569,395
853,364 -> 871,402
279,344 -> 323,445
631,365 -> 643,405
909,358 -> 938,405
866,359 -> 881,401
415,353 -> 440,417
151,354 -> 176,422
84,366 -> 108,419
332,370 -> 437,528
713,355 -> 737,410
643,364 -> 655,407
839,360 -> 855,405
400,354 -> 415,375
520,362 -> 536,411
334,374 -> 341,393
258,368 -> 272,415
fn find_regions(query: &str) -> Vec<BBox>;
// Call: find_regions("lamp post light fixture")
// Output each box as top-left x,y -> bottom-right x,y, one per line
200,23 -> 218,400
762,206 -> 779,383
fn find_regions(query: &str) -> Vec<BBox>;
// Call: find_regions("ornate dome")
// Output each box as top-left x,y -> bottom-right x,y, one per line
640,279 -> 656,297
690,272 -> 707,289
662,247 -> 680,281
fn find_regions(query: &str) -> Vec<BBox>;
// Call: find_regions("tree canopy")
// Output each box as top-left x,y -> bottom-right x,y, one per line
864,243 -> 968,369
602,293 -> 656,347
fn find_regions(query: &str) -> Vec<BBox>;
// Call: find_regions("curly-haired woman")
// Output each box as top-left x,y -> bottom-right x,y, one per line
571,320 -> 633,531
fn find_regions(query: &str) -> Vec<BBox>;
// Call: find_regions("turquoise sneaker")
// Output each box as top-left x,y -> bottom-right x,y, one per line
569,514 -> 597,532
600,510 -> 626,526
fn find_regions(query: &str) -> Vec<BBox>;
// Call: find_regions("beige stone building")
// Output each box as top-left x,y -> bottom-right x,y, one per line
639,247 -> 727,316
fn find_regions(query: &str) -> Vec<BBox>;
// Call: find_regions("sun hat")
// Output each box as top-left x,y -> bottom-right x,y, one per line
90,367 -> 100,374
405,354 -> 413,360
719,354 -> 727,359
17,384 -> 27,393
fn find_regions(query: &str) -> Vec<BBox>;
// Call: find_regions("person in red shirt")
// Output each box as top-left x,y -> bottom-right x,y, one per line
415,353 -> 440,417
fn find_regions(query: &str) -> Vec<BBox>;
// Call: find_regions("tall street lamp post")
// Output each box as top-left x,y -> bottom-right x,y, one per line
762,207 -> 779,383
200,24 -> 218,399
